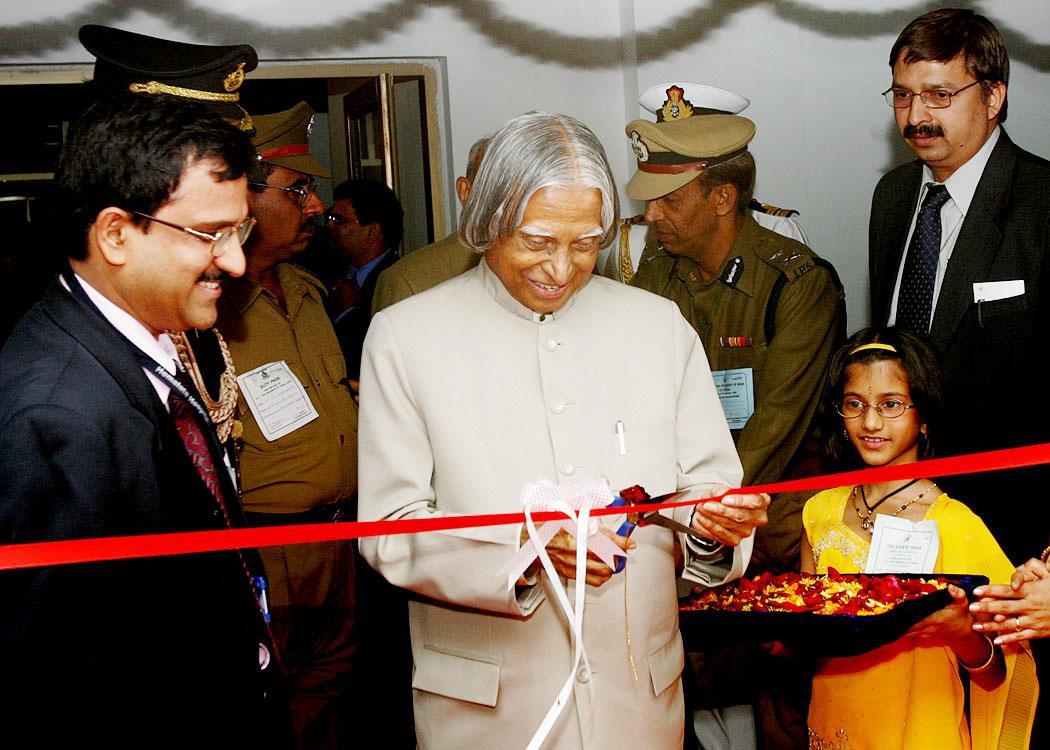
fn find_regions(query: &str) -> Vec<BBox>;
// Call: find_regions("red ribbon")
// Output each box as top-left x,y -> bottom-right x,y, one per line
2,442 -> 1048,572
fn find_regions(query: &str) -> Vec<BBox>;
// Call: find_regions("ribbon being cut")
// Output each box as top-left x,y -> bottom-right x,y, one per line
3,442 -> 1050,572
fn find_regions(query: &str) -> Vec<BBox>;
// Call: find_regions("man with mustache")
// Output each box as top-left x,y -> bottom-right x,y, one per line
91,26 -> 260,462
0,94 -> 287,746
216,101 -> 360,749
869,9 -> 1050,564
625,83 -> 844,750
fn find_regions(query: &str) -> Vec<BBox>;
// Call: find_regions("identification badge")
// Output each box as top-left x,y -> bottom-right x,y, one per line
711,367 -> 755,430
236,360 -> 319,442
865,516 -> 939,574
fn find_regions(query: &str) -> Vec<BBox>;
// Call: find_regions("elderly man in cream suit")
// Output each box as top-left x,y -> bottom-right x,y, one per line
359,112 -> 770,749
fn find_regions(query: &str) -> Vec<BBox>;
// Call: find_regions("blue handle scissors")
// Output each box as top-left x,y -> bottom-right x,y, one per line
610,489 -> 695,573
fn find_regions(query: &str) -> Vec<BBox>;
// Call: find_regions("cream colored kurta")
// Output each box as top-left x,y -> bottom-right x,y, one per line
358,261 -> 746,749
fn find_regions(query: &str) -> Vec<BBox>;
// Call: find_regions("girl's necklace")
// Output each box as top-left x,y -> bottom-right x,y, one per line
851,480 -> 933,532
861,478 -> 919,512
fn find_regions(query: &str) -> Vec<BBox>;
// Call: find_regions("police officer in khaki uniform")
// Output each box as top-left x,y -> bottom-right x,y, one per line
216,102 -> 360,750
626,83 -> 844,750
604,83 -> 809,284
627,83 -> 844,560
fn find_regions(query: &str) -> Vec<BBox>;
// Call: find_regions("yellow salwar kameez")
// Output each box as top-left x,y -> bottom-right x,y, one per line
803,487 -> 1037,750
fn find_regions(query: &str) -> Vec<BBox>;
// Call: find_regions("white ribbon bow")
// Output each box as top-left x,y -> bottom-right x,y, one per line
500,477 -> 628,750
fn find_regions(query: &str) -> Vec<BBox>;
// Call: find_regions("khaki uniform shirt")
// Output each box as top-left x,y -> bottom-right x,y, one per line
217,263 -> 358,513
632,215 -> 843,489
371,232 -> 480,314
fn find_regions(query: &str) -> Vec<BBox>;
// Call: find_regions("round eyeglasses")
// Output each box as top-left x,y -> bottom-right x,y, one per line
882,80 -> 982,109
324,212 -> 359,228
249,180 -> 319,209
835,398 -> 916,419
131,212 -> 256,258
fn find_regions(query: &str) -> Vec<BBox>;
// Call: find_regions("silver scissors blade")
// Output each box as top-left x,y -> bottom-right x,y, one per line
625,490 -> 699,537
638,510 -> 700,538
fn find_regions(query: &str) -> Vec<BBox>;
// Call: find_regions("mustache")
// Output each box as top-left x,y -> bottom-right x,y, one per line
197,270 -> 230,283
904,123 -> 944,138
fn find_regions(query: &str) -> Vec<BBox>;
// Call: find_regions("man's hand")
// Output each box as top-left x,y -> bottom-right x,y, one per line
690,492 -> 770,547
970,557 -> 1050,644
544,528 -> 635,588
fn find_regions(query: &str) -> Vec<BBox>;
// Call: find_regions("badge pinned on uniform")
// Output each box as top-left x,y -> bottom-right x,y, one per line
719,336 -> 753,348
236,360 -> 319,442
711,368 -> 755,430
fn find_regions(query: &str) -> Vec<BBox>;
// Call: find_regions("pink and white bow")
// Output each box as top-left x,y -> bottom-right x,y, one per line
500,477 -> 629,750
501,477 -> 627,588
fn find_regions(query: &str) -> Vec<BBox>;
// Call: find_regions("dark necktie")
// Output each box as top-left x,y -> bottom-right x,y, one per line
167,377 -> 283,666
168,386 -> 232,527
896,183 -> 951,333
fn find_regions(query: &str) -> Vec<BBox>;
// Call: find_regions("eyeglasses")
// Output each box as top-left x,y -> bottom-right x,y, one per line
249,180 -> 319,208
836,398 -> 917,419
882,80 -> 982,109
131,212 -> 256,258
325,212 -> 359,228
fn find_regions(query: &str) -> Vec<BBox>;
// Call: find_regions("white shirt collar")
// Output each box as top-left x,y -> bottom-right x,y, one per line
921,125 -> 1000,215
72,272 -> 178,375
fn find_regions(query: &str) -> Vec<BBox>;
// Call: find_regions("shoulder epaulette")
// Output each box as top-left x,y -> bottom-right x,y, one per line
748,198 -> 799,218
756,237 -> 818,281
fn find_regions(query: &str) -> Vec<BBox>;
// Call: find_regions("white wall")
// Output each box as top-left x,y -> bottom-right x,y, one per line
3,0 -> 1049,330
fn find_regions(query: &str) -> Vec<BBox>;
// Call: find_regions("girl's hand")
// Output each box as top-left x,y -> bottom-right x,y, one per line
970,558 -> 1050,644
905,584 -> 974,647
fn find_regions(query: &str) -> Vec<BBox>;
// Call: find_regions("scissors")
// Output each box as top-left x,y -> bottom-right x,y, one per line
609,488 -> 701,572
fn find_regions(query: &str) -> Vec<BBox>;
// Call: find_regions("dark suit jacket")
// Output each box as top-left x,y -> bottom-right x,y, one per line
333,249 -> 399,379
869,131 -> 1050,559
0,280 -> 288,747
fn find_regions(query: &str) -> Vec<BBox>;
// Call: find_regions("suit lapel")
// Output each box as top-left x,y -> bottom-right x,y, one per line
873,165 -> 921,323
929,135 -> 1015,349
40,279 -> 169,428
41,279 -> 242,513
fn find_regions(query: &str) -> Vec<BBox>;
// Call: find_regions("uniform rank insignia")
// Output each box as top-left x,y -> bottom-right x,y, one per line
719,336 -> 753,348
721,256 -> 744,287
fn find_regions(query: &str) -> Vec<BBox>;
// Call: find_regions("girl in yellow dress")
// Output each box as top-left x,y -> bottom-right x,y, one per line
801,328 -> 1037,749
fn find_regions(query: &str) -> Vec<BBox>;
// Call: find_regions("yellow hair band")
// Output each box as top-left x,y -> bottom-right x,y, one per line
850,342 -> 897,355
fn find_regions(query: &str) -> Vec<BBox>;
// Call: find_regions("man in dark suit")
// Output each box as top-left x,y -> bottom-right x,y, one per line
869,8 -> 1050,563
0,94 -> 288,747
325,178 -> 404,380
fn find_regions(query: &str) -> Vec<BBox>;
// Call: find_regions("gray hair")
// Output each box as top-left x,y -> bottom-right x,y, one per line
464,136 -> 490,182
460,112 -> 619,253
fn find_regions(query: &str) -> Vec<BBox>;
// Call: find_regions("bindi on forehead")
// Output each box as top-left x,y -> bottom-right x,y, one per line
844,360 -> 911,394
